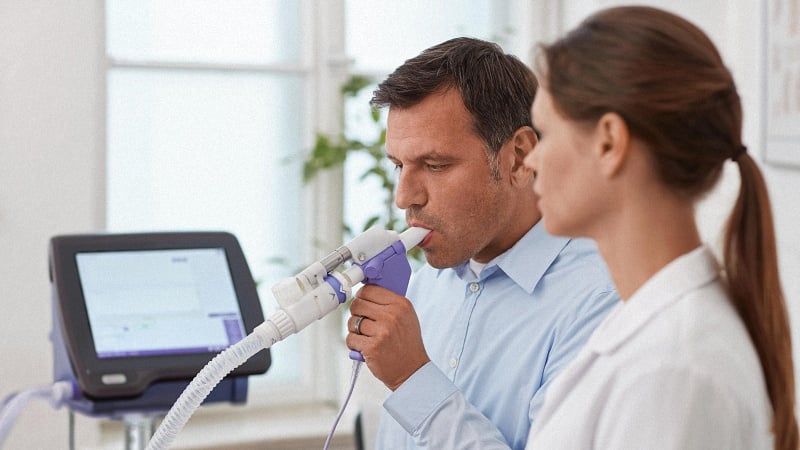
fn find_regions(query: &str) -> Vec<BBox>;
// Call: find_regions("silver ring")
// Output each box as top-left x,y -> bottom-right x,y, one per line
354,315 -> 365,335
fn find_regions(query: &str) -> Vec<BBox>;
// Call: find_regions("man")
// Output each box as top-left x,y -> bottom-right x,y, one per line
345,37 -> 619,450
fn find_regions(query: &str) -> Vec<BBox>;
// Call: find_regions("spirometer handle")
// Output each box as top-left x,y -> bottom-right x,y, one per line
349,240 -> 412,362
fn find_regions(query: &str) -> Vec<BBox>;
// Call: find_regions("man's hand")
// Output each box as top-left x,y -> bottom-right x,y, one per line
346,284 -> 430,391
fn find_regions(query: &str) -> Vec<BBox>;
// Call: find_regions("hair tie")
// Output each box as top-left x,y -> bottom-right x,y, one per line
732,145 -> 747,162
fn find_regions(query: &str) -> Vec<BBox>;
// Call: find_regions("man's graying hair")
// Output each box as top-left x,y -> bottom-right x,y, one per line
371,37 -> 537,179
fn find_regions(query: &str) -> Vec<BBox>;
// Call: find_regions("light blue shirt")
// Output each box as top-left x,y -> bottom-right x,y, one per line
375,221 -> 620,450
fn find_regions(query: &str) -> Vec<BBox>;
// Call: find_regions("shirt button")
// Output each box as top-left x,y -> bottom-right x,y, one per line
469,282 -> 480,293
449,358 -> 458,368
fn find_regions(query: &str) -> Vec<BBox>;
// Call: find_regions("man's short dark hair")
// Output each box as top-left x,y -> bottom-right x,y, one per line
371,37 -> 537,157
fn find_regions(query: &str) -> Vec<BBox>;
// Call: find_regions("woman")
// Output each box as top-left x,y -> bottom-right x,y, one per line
524,5 -> 797,449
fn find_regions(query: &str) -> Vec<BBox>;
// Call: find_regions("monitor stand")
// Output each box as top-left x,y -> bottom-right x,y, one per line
123,413 -> 157,450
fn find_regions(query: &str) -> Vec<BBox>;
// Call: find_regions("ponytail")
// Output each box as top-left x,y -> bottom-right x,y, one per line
724,154 -> 798,449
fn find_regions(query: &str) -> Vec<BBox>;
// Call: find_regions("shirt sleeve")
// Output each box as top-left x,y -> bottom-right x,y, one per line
382,361 -> 512,449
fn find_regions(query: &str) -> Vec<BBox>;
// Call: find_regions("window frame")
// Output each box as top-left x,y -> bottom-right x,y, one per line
102,0 -> 351,415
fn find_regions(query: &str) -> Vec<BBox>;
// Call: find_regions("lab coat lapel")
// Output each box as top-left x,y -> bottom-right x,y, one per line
585,245 -> 720,356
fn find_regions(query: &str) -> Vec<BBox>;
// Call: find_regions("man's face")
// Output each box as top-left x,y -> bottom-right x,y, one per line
386,88 -> 520,268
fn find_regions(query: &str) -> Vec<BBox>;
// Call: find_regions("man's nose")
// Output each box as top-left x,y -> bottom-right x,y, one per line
394,168 -> 426,210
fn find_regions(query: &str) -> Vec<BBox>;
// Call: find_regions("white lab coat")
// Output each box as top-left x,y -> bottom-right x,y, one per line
527,245 -> 773,449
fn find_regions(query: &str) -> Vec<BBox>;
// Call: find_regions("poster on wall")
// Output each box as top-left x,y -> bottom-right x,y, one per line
764,0 -> 800,168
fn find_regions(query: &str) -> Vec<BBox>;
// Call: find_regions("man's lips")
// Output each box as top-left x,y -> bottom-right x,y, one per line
419,231 -> 433,247
407,220 -> 433,247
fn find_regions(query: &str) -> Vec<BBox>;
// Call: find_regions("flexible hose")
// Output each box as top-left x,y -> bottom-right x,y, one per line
145,322 -> 280,450
323,360 -> 362,450
0,381 -> 74,447
0,387 -> 51,446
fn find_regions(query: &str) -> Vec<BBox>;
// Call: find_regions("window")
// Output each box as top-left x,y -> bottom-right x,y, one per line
105,0 -> 313,405
104,0 -> 538,440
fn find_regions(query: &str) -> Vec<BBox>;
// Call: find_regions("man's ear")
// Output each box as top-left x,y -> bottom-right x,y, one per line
510,126 -> 538,185
595,112 -> 630,178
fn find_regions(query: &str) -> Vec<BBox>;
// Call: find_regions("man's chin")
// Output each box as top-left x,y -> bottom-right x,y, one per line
422,250 -> 463,270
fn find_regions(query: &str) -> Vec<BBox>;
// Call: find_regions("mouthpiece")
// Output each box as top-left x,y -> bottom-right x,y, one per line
399,227 -> 431,251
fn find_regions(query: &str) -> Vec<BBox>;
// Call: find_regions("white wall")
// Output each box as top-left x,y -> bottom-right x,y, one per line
0,1 -> 104,448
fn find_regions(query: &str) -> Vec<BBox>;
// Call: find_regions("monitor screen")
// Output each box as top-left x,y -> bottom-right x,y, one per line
50,232 -> 270,399
76,248 -> 246,359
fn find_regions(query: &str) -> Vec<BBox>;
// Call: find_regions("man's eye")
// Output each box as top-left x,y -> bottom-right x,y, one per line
427,164 -> 447,171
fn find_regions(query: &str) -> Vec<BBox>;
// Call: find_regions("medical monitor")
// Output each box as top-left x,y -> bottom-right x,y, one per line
50,232 -> 270,400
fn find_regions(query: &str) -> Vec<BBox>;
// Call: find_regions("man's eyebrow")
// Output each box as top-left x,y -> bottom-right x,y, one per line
386,149 -> 458,163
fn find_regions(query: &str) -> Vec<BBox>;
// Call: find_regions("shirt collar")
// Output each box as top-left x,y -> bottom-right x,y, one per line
448,220 -> 570,294
586,244 -> 721,355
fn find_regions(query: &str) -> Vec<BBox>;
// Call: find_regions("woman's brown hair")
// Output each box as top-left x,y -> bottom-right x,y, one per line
536,6 -> 797,449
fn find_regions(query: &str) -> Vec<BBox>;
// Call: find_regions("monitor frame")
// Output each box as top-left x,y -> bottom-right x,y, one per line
49,231 -> 270,399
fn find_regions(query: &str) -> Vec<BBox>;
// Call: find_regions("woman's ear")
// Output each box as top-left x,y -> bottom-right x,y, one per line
510,126 -> 538,185
595,112 -> 630,178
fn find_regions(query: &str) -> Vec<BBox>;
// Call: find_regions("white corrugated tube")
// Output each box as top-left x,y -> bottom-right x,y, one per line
145,312 -> 288,450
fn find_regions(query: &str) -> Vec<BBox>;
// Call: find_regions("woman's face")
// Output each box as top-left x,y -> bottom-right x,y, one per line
524,87 -> 607,238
